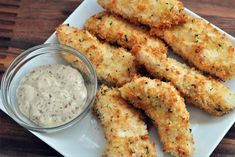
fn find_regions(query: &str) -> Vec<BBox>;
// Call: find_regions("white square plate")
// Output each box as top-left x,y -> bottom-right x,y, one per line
1,0 -> 235,156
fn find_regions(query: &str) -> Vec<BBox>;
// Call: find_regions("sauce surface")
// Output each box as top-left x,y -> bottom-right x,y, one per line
16,64 -> 87,127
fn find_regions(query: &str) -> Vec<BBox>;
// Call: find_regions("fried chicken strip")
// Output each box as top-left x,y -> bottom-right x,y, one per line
56,24 -> 136,87
132,45 -> 235,116
98,0 -> 186,29
119,77 -> 194,157
83,13 -> 235,115
85,11 -> 167,54
151,16 -> 235,80
94,85 -> 156,157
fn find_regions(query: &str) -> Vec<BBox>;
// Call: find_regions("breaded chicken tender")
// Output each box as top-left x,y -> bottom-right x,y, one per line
98,0 -> 186,29
132,45 -> 235,116
56,24 -> 136,87
94,85 -> 156,157
151,16 -> 235,80
119,77 -> 195,157
83,14 -> 235,115
85,11 -> 167,54
103,137 -> 156,157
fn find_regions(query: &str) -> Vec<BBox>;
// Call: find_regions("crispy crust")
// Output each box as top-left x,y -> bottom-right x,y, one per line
103,137 -> 156,157
85,11 -> 167,54
98,0 -> 186,29
151,16 -> 235,80
119,77 -> 194,157
94,85 -> 156,157
56,24 -> 136,87
132,45 -> 235,116
83,12 -> 235,115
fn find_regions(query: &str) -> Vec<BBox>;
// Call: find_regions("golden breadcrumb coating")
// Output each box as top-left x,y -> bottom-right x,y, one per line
119,77 -> 195,157
83,13 -> 235,115
151,16 -> 235,80
94,85 -> 157,157
56,24 -> 136,87
132,45 -> 235,116
85,11 -> 167,54
103,137 -> 156,157
98,0 -> 186,29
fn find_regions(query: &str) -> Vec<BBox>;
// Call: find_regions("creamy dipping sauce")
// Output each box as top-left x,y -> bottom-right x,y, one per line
16,64 -> 87,127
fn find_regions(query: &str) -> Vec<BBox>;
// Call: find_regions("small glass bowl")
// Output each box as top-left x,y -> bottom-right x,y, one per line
1,43 -> 97,133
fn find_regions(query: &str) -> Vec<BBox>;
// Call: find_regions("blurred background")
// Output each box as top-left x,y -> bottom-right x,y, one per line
0,0 -> 234,156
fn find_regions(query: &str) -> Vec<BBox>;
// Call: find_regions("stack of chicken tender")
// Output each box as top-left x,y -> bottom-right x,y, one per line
56,0 -> 235,156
